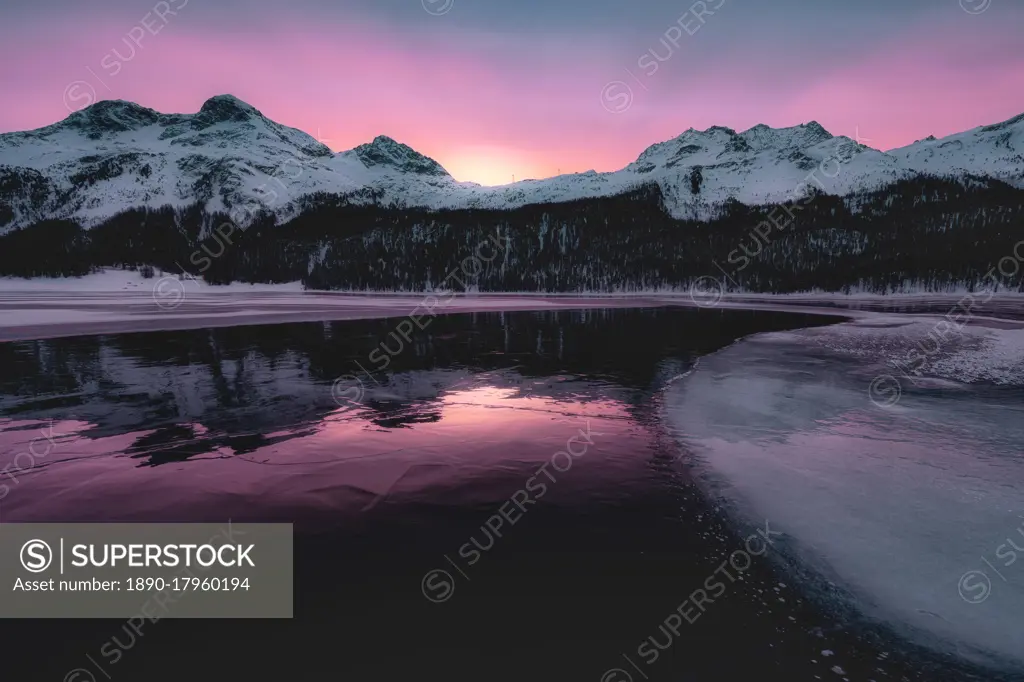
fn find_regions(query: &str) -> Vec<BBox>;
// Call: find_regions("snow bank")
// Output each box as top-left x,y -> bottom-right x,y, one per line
811,316 -> 1024,387
0,268 -> 304,293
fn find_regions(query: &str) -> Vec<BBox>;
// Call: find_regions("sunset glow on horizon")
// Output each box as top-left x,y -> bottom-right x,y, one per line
1,0 -> 1022,184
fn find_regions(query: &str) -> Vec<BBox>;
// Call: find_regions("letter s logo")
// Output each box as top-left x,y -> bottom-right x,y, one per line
20,539 -> 53,573
63,81 -> 96,113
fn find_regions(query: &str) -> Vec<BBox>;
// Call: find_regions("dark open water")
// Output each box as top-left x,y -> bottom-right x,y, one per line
0,308 -> 1010,681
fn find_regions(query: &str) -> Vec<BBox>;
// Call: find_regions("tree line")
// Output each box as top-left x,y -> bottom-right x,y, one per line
1,176 -> 1022,294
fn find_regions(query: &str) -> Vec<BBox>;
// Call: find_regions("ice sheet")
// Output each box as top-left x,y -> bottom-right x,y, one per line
663,319 -> 1024,670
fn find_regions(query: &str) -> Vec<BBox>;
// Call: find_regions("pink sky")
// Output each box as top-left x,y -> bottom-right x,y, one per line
1,10 -> 1022,185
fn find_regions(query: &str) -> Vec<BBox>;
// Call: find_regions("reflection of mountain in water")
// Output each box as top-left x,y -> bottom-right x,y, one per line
0,308 -> 836,465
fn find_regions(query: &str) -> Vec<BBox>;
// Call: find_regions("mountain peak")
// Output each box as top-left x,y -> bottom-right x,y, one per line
800,120 -> 833,141
63,100 -> 161,137
631,119 -> 841,169
740,121 -> 835,150
704,125 -> 737,136
197,95 -> 262,124
352,136 -> 449,176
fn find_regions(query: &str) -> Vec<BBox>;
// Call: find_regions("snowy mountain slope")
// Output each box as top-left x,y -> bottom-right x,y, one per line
890,113 -> 1024,185
423,122 -> 904,220
0,96 -> 359,231
1,94 -> 1022,233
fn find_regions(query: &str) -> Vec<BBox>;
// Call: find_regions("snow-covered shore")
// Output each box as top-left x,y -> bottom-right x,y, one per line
3,268 -> 1024,342
0,269 -> 674,342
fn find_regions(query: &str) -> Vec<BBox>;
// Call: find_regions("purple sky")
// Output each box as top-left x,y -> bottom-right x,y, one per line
2,0 -> 1022,184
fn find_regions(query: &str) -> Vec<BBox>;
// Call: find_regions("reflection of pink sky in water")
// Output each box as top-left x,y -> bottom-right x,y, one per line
0,386 -> 645,524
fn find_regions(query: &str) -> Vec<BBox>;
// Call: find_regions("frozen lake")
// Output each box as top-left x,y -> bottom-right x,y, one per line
1,283 -> 1023,680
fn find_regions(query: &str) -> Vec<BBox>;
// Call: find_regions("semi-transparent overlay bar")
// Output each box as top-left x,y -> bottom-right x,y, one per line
1,523 -> 292,618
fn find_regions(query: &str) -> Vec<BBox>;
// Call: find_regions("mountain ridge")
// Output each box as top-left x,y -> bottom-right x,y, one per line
1,94 -> 1022,233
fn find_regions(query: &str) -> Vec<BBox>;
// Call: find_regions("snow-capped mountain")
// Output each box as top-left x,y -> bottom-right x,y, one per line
0,96 -> 349,231
1,94 -> 1022,233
